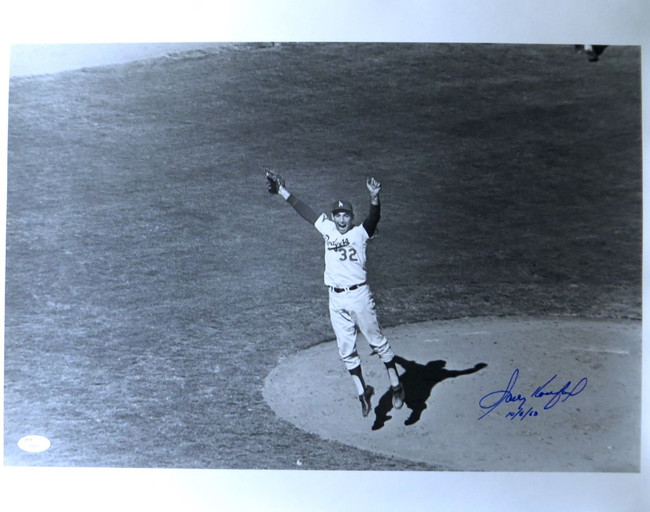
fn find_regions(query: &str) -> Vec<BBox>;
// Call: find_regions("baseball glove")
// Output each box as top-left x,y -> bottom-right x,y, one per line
265,169 -> 285,194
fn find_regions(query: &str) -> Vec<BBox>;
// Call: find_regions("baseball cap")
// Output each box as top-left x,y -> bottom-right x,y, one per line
331,199 -> 354,214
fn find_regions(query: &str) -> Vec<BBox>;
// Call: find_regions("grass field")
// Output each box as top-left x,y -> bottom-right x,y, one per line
4,43 -> 642,470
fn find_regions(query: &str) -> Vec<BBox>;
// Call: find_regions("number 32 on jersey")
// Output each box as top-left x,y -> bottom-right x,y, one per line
336,247 -> 358,261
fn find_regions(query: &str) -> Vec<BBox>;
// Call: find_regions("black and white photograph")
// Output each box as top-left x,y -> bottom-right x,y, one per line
1,1 -> 648,511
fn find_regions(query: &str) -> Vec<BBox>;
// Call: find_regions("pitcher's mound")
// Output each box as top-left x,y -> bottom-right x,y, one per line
263,316 -> 640,471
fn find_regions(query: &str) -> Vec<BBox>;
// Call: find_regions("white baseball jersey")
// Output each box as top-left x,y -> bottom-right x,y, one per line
314,214 -> 369,288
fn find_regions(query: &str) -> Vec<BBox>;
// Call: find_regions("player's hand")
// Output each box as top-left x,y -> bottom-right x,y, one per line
366,177 -> 381,198
265,169 -> 285,194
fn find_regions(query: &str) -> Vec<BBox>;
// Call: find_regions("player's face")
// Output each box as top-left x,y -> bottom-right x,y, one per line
333,211 -> 353,234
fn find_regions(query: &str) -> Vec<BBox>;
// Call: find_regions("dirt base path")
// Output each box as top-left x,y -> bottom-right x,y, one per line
263,316 -> 640,471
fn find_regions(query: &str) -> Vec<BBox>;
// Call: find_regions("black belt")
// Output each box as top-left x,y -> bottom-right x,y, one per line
330,282 -> 366,293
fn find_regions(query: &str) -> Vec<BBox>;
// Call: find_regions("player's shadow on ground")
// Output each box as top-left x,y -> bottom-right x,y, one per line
371,356 -> 487,430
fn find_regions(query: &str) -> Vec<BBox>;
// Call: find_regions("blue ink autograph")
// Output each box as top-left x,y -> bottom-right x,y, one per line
478,369 -> 588,421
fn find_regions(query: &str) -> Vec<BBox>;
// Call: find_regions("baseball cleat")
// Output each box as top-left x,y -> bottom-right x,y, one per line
359,385 -> 374,417
391,383 -> 405,409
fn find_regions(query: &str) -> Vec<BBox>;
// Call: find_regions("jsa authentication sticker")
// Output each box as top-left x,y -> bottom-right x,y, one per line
17,435 -> 51,453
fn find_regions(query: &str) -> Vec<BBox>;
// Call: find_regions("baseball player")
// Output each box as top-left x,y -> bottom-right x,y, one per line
574,44 -> 608,62
266,170 -> 405,417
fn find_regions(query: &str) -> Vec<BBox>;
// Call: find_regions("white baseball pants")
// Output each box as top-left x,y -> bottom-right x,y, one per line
328,284 -> 394,370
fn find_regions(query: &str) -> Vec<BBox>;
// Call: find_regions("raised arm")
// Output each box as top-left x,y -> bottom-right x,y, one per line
266,170 -> 320,224
278,183 -> 320,224
362,177 -> 381,237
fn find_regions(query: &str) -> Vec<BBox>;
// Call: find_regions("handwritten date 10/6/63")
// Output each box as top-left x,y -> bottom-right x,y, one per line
478,369 -> 588,421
